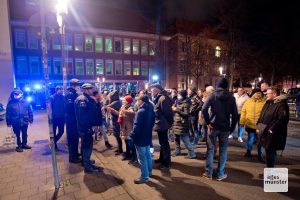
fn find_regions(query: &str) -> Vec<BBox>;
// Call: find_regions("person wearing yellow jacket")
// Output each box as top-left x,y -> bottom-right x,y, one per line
240,88 -> 266,161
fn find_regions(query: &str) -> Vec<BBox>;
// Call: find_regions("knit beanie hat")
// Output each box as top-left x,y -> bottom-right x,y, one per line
216,77 -> 228,89
124,95 -> 133,104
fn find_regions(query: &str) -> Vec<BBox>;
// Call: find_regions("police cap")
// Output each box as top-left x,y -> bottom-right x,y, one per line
81,83 -> 94,90
70,79 -> 80,85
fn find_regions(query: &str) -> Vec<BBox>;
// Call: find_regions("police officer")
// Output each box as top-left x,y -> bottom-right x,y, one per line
65,79 -> 81,163
75,83 -> 102,173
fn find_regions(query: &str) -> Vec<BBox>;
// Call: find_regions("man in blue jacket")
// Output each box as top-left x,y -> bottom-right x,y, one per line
202,78 -> 238,181
131,95 -> 155,184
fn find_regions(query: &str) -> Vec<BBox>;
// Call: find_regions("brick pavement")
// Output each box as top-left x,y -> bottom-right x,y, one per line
0,111 -> 300,200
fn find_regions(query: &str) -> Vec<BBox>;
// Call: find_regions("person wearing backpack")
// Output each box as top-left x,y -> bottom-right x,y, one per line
151,83 -> 174,169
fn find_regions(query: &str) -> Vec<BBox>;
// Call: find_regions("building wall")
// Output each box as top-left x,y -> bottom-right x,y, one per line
0,0 -> 14,106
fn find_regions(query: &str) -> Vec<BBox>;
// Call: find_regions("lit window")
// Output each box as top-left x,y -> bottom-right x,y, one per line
52,35 -> 61,50
141,62 -> 148,76
141,41 -> 148,55
123,39 -> 131,54
65,59 -> 73,75
105,60 -> 113,75
15,29 -> 26,48
17,56 -> 28,75
95,37 -> 103,52
65,34 -> 73,50
114,38 -> 122,53
74,34 -> 83,51
85,36 -> 93,52
132,40 -> 139,55
29,56 -> 40,75
105,38 -> 113,53
75,58 -> 84,75
124,61 -> 131,76
28,31 -> 38,49
53,58 -> 62,75
96,59 -> 104,75
85,59 -> 94,75
133,61 -> 140,76
149,41 -> 156,55
215,46 -> 221,57
115,60 -> 122,76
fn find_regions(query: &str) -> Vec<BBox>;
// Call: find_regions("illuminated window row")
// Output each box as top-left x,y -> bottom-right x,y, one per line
14,29 -> 156,56
16,56 -> 150,77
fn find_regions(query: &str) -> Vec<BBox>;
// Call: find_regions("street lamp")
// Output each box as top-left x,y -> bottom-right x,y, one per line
152,75 -> 159,82
56,0 -> 69,94
219,66 -> 224,76
258,73 -> 263,82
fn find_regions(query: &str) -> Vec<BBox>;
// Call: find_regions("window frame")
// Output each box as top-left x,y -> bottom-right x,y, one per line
29,56 -> 40,75
27,31 -> 38,49
124,60 -> 131,76
141,61 -> 148,76
75,58 -> 84,75
132,61 -> 140,76
74,34 -> 83,51
114,38 -> 122,54
85,58 -> 95,75
141,40 -> 148,55
15,29 -> 26,49
96,59 -> 104,75
132,39 -> 140,55
149,41 -> 156,56
123,38 -> 131,54
16,56 -> 28,75
115,60 -> 123,76
105,37 -> 113,53
95,36 -> 103,53
105,59 -> 113,76
53,57 -> 62,75
85,35 -> 94,52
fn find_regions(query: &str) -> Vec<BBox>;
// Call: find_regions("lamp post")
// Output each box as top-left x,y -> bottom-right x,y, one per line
152,75 -> 159,83
56,0 -> 68,94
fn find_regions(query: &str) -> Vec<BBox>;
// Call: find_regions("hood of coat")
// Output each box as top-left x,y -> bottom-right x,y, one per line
214,88 -> 232,102
274,94 -> 288,104
109,91 -> 120,102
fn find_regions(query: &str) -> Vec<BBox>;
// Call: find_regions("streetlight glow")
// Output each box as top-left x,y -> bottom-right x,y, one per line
102,77 -> 105,83
56,0 -> 68,15
152,75 -> 159,81
219,66 -> 223,76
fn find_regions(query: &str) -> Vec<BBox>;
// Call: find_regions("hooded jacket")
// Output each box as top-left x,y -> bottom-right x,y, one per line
257,95 -> 289,150
153,90 -> 174,132
64,87 -> 78,122
202,88 -> 238,132
50,93 -> 65,118
173,98 -> 191,135
240,97 -> 266,129
6,92 -> 33,126
108,91 -> 122,130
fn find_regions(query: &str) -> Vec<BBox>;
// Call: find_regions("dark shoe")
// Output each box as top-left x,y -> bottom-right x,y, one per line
122,156 -> 131,161
128,160 -> 138,165
90,159 -> 96,164
115,152 -> 123,156
202,172 -> 212,180
69,158 -> 82,164
154,159 -> 162,164
16,147 -> 23,152
84,168 -> 100,174
134,178 -> 149,184
216,173 -> 228,181
91,164 -> 103,171
171,151 -> 181,157
185,155 -> 197,159
105,141 -> 113,148
244,151 -> 251,158
159,165 -> 170,170
258,155 -> 265,163
21,145 -> 32,149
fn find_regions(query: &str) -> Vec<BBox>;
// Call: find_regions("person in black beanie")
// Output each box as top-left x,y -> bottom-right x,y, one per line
172,90 -> 197,159
201,77 -> 238,181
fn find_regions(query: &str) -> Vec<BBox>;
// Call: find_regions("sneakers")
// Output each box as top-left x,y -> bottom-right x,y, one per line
159,165 -> 170,170
84,168 -> 101,174
202,172 -> 212,180
216,174 -> 228,181
185,155 -> 197,159
228,134 -> 233,139
171,151 -> 181,157
128,160 -> 138,165
22,145 -> 32,149
16,146 -> 23,152
134,178 -> 149,184
238,137 -> 243,143
69,158 -> 82,164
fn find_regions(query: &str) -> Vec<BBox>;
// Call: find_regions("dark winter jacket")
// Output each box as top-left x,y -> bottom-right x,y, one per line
131,102 -> 155,147
189,93 -> 203,117
6,97 -> 33,127
257,95 -> 289,150
74,93 -> 96,134
50,93 -> 65,118
64,87 -> 78,122
296,92 -> 300,106
153,90 -> 174,132
202,88 -> 238,132
92,100 -> 103,126
108,91 -> 122,131
173,98 -> 191,135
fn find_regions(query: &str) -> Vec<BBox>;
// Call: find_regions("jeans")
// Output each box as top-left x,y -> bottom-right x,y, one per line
81,133 -> 93,169
265,148 -> 277,167
136,145 -> 152,180
175,133 -> 196,157
66,120 -> 79,161
190,116 -> 200,145
125,139 -> 137,161
205,129 -> 229,177
296,105 -> 300,117
113,127 -> 123,153
157,130 -> 171,167
53,117 -> 65,145
246,129 -> 262,156
13,124 -> 28,147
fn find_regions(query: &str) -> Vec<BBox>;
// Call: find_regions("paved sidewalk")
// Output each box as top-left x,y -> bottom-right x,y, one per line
0,110 -> 300,200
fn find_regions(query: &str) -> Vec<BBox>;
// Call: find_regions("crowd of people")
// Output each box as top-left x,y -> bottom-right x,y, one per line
5,78 -> 290,184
